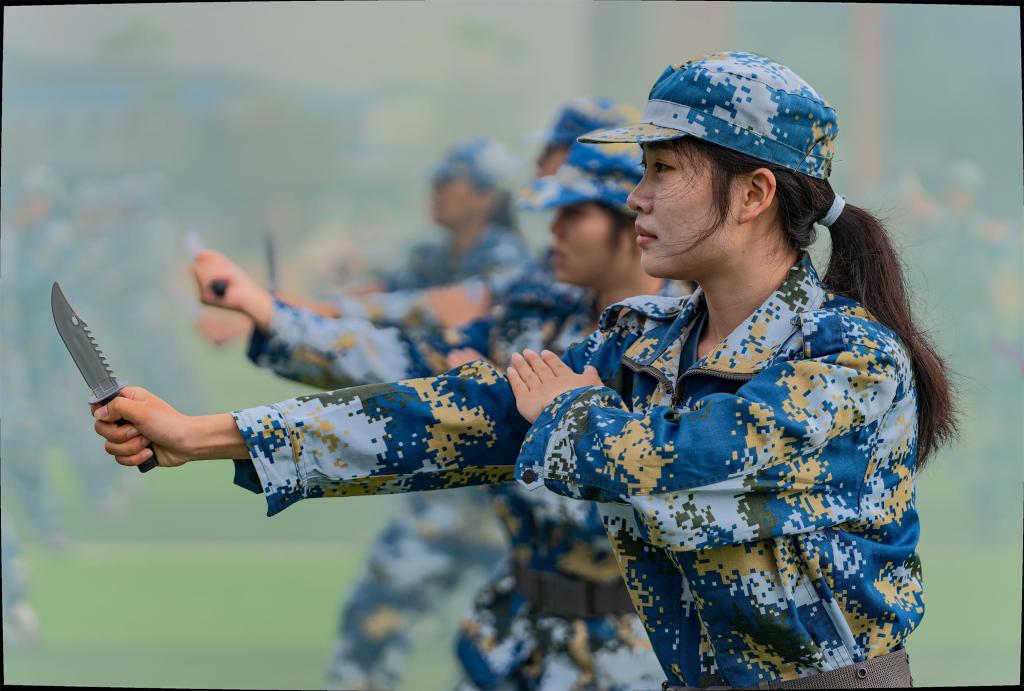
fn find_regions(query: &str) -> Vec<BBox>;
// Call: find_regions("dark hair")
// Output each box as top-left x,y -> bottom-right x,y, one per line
662,137 -> 958,469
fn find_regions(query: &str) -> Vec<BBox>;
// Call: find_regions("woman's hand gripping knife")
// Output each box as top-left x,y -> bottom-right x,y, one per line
92,387 -> 248,468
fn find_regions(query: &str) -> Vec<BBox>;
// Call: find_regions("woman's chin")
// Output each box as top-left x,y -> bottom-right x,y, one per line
639,255 -> 674,280
641,254 -> 697,283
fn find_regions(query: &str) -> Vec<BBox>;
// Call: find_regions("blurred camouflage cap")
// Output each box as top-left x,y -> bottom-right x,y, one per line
537,97 -> 642,149
579,52 -> 839,179
518,140 -> 642,213
430,138 -> 523,191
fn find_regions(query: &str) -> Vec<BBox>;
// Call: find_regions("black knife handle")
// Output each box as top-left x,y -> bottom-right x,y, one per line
102,391 -> 158,473
211,279 -> 228,299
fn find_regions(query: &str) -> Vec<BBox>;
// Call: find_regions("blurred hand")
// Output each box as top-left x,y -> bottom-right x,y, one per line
425,281 -> 492,329
193,309 -> 252,346
506,349 -> 602,423
446,348 -> 495,369
348,280 -> 386,298
92,387 -> 193,468
191,249 -> 274,329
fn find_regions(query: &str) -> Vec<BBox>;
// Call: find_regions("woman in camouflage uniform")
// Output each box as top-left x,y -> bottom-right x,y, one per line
94,53 -> 957,689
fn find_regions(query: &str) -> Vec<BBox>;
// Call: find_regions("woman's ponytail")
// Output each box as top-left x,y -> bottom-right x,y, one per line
669,136 -> 959,469
823,202 -> 958,467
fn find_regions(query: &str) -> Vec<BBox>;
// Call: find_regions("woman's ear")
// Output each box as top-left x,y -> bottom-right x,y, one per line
734,167 -> 777,225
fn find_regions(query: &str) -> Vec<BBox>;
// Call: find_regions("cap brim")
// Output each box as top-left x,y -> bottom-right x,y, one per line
517,177 -> 596,211
578,123 -> 689,144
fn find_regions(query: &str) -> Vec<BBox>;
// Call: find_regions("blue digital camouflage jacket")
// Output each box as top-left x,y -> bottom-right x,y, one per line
231,254 -> 922,688
246,270 -> 682,687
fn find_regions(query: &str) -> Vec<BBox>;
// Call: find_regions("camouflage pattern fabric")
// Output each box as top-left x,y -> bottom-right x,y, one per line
250,271 -> 681,689
231,253 -> 921,688
579,52 -> 839,180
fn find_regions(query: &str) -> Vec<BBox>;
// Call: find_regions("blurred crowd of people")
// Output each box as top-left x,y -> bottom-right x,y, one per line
1,165 -> 204,647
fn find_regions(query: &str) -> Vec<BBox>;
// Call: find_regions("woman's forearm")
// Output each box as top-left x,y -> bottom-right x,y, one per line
187,413 -> 250,462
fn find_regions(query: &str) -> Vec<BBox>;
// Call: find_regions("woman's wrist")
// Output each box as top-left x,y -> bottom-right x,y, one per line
246,289 -> 276,332
186,413 -> 250,462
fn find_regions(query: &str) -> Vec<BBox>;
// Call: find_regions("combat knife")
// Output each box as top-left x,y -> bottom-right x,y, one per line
51,282 -> 158,473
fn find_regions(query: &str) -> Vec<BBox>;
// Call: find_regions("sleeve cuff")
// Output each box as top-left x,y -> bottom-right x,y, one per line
230,405 -> 306,516
246,299 -> 302,366
513,384 -> 605,490
514,385 -> 633,500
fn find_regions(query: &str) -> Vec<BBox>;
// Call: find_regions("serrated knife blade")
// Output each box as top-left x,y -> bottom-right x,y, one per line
51,282 -> 157,473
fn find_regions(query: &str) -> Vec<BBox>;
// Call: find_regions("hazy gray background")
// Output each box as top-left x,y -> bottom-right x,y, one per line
3,2 -> 1021,689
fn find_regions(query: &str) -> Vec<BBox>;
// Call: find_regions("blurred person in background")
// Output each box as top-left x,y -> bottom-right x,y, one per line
194,137 -> 673,690
190,137 -> 529,690
93,52 -> 959,688
188,102 -> 643,690
193,138 -> 529,346
2,165 -> 73,551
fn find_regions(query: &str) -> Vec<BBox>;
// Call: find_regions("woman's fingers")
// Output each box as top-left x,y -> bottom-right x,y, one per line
94,419 -> 139,443
114,448 -> 154,467
507,365 -> 526,397
582,365 -> 603,384
93,393 -> 145,426
540,349 -> 570,374
522,349 -> 555,381
105,434 -> 152,458
509,353 -> 541,389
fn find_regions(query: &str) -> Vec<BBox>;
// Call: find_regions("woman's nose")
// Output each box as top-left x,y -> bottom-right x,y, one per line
627,185 -> 649,214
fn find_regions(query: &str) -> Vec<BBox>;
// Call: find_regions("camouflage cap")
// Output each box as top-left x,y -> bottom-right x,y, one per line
537,97 -> 643,149
518,140 -> 642,213
430,138 -> 523,191
579,52 -> 839,179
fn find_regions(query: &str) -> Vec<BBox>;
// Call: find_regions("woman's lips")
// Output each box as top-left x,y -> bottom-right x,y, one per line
636,224 -> 657,247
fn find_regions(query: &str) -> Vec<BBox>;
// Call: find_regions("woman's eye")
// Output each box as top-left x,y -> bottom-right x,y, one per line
654,162 -> 669,173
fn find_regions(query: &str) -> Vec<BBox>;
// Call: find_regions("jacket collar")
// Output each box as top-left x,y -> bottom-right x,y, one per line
624,253 -> 827,379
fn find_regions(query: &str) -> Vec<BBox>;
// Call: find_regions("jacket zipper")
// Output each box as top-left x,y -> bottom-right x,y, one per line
621,355 -> 675,395
622,356 -> 757,411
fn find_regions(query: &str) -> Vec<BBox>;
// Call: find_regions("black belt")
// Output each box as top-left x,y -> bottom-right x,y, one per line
662,647 -> 913,690
511,558 -> 635,619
